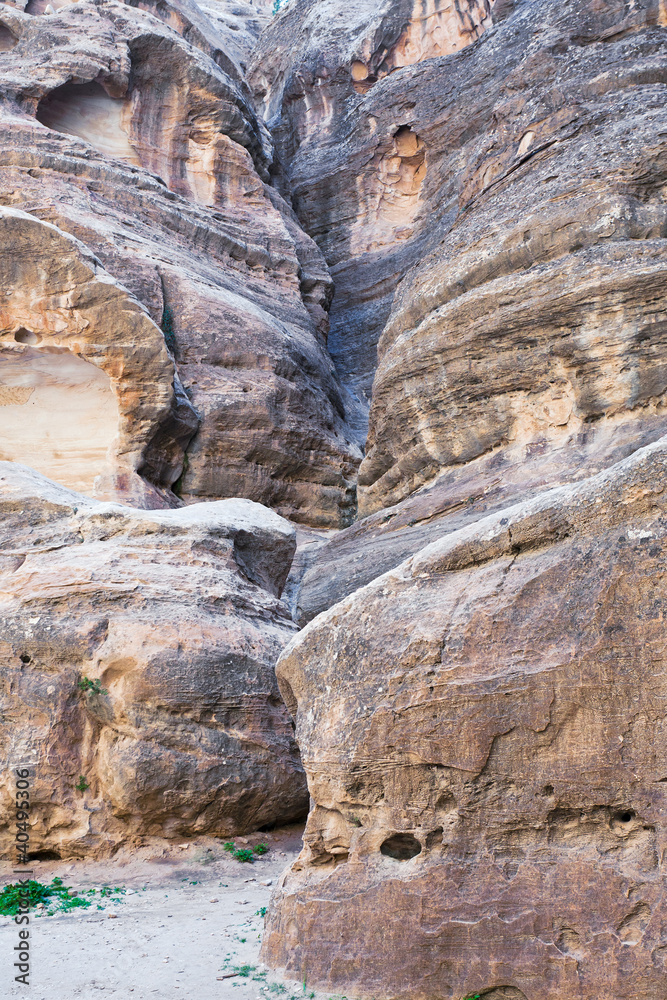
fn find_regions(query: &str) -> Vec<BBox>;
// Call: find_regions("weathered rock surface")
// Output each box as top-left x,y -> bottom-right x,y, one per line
252,0 -> 667,480
250,0 -> 500,436
0,0 -> 360,525
0,206 -> 198,507
265,435 -> 667,1000
0,462 -> 307,857
253,0 -> 667,625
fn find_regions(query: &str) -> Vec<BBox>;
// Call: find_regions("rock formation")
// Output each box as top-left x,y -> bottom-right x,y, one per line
0,462 -> 306,856
1,0 -> 666,993
250,0 -> 667,997
266,436 -> 667,1000
0,0 -> 361,527
258,0 -> 667,616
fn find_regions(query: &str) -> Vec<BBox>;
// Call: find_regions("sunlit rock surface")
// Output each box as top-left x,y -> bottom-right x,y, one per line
0,207 -> 196,506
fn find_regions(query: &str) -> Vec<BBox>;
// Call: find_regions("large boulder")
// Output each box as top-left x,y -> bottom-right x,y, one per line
0,463 -> 307,858
264,436 -> 667,1000
0,207 -> 198,507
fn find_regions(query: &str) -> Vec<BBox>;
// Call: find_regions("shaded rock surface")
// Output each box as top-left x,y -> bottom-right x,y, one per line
266,436 -> 667,1000
0,462 -> 307,857
250,0 -> 499,438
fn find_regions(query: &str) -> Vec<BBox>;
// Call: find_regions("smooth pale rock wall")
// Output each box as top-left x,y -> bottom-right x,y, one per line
0,348 -> 119,495
265,436 -> 667,1000
0,463 -> 307,857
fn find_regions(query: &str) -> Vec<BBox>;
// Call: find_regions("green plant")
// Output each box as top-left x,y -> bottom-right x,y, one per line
233,848 -> 254,863
0,878 -> 92,916
77,676 -> 107,696
75,775 -> 89,793
253,842 -> 269,856
233,965 -> 256,978
256,906 -> 268,917
223,840 -> 257,862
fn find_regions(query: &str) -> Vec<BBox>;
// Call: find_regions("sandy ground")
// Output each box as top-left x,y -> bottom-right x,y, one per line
0,824 -> 336,1000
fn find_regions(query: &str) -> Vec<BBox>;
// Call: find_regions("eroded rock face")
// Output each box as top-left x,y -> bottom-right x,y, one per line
0,207 -> 197,506
250,0 -> 499,435
0,0 -> 360,526
265,437 -> 667,1000
255,0 -> 667,623
0,463 -> 306,857
252,0 -> 667,468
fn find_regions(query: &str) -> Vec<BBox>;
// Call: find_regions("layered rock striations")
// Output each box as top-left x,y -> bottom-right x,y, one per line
266,436 -> 667,1000
0,206 -> 197,506
250,0 -> 501,435
0,0 -> 360,527
0,462 -> 306,856
252,1 -> 667,997
261,0 -> 667,618
1,0 -> 666,992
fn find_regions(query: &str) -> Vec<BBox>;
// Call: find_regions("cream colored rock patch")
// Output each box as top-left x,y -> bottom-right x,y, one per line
388,0 -> 495,70
0,346 -> 118,495
36,81 -> 140,165
351,126 -> 426,254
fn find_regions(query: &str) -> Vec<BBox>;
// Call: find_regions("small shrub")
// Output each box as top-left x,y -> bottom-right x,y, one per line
233,965 -> 256,978
256,906 -> 267,917
75,776 -> 89,793
233,848 -> 254,863
253,842 -> 269,856
77,676 -> 107,696
223,840 -> 257,863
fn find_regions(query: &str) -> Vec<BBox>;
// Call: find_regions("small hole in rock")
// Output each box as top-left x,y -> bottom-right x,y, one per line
618,810 -> 634,823
30,850 -> 61,861
20,654 -> 31,664
542,784 -> 554,796
14,328 -> 41,346
380,832 -> 421,860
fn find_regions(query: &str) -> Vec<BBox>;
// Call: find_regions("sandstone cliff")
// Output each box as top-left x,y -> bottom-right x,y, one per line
0,0 -> 666,995
0,0 -> 361,527
266,437 -> 667,1000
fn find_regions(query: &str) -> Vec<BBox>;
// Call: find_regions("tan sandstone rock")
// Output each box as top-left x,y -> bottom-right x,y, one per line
258,0 -> 667,619
0,0 -> 360,526
265,435 -> 667,1000
0,206 -> 197,506
0,462 -> 307,857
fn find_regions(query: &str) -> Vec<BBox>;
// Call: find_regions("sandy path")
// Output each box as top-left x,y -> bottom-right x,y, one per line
0,825 -> 330,1000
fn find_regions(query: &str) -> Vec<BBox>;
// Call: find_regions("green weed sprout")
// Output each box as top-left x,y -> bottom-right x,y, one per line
77,677 -> 107,696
